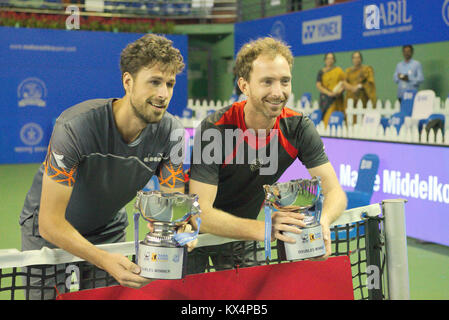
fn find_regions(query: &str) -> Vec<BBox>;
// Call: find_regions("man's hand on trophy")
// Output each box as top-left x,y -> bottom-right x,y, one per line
146,222 -> 155,233
271,211 -> 307,243
178,223 -> 198,252
278,205 -> 302,212
101,252 -> 154,289
146,222 -> 198,252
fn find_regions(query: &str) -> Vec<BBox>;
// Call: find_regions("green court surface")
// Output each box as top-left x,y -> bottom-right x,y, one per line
1,163 -> 448,300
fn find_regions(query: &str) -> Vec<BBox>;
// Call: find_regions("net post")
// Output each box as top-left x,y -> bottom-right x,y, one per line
382,199 -> 410,300
365,215 -> 384,300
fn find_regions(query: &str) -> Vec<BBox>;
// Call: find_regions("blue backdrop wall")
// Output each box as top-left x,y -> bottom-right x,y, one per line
235,0 -> 449,56
0,27 -> 188,164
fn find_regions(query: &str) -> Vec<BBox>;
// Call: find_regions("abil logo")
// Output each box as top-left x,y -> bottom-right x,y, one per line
364,1 -> 412,30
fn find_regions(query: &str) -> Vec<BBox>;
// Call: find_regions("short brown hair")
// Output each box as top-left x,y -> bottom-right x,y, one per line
120,34 -> 185,77
234,37 -> 293,81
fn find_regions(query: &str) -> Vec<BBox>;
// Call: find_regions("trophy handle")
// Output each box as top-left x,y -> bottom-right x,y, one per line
264,204 -> 274,260
133,212 -> 140,264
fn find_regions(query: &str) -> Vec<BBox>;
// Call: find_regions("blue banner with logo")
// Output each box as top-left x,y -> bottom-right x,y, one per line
235,0 -> 449,56
279,137 -> 449,247
0,27 -> 188,164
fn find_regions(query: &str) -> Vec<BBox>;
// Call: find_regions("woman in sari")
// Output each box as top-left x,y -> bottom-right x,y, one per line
343,51 -> 377,113
316,53 -> 345,127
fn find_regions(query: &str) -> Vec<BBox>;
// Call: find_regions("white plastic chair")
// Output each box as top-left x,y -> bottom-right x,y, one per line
405,90 -> 436,129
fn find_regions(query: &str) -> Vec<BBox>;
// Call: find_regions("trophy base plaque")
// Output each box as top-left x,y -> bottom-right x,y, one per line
137,242 -> 187,280
279,224 -> 326,261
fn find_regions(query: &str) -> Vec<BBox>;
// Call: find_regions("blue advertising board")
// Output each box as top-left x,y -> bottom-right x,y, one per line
280,137 -> 449,246
235,0 -> 449,56
0,27 -> 188,164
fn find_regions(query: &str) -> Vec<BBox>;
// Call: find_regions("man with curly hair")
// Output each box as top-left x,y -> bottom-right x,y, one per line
188,37 -> 347,274
19,34 -> 195,299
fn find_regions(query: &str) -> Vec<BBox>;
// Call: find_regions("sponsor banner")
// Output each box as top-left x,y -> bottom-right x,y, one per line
279,137 -> 449,246
0,27 -> 188,164
235,0 -> 449,56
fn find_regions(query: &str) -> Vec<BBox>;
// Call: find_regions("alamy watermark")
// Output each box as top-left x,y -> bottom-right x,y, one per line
364,4 -> 380,30
65,5 -> 80,30
65,264 -> 80,291
366,265 -> 381,290
169,128 -> 280,175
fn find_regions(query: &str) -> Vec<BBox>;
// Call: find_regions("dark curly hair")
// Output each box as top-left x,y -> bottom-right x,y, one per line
120,34 -> 185,78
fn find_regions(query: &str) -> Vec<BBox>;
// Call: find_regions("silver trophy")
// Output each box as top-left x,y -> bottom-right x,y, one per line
263,177 -> 325,261
133,190 -> 201,280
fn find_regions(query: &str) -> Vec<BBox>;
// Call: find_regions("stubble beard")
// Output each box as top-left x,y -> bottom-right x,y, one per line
251,94 -> 287,120
130,96 -> 164,124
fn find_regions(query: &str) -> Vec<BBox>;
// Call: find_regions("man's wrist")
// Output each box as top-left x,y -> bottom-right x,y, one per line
320,217 -> 332,229
89,248 -> 111,271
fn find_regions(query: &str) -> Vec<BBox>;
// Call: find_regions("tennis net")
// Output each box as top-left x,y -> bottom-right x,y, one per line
0,200 -> 408,300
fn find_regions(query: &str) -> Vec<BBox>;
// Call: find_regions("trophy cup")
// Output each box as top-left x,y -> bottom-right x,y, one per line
263,177 -> 325,261
133,190 -> 201,280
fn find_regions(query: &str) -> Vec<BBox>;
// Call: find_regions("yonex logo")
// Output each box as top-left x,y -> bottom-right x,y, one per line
303,25 -> 316,39
302,16 -> 342,45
